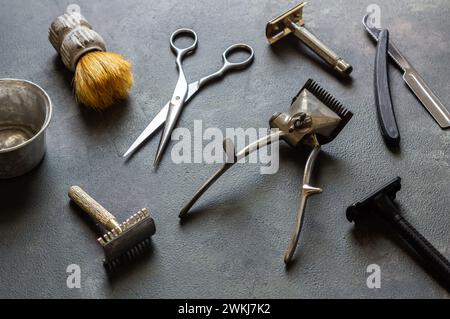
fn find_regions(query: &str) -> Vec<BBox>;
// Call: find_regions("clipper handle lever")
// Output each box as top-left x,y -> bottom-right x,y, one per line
179,132 -> 285,218
284,144 -> 322,265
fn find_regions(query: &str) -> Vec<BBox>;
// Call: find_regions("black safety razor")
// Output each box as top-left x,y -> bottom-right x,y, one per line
347,177 -> 450,290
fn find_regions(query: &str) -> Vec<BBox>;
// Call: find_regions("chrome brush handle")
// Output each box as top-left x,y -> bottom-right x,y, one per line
179,130 -> 286,218
284,144 -> 322,265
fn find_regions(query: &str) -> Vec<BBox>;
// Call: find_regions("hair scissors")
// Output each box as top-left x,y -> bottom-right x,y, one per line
123,28 -> 255,165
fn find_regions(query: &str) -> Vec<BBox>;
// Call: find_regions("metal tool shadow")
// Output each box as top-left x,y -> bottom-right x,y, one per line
0,159 -> 46,223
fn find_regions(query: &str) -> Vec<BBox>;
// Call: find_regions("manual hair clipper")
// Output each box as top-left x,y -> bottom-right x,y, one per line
180,79 -> 353,265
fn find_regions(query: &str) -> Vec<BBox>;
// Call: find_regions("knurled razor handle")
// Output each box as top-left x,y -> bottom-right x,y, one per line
49,10 -> 106,72
68,186 -> 121,231
289,22 -> 352,75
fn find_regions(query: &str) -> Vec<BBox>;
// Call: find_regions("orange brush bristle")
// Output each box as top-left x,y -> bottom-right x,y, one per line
74,51 -> 133,110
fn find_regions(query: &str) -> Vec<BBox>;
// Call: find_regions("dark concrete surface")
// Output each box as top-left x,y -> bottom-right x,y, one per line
0,0 -> 449,298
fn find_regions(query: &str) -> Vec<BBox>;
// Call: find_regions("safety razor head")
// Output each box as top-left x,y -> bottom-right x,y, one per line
346,177 -> 401,222
266,2 -> 306,44
97,208 -> 156,270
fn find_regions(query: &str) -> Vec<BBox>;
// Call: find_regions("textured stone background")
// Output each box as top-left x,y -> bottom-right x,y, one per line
0,0 -> 449,298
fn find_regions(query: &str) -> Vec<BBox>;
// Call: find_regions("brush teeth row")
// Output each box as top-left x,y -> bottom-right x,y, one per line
97,208 -> 150,246
304,79 -> 350,117
104,237 -> 152,271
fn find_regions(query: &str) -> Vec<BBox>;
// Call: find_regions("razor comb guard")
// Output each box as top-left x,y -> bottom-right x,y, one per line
98,208 -> 156,266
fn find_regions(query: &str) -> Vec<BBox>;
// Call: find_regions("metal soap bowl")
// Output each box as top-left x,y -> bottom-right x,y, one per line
0,79 -> 52,179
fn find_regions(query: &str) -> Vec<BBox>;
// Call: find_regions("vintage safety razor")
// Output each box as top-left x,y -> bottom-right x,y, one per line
266,2 -> 353,76
180,79 -> 353,265
68,186 -> 156,270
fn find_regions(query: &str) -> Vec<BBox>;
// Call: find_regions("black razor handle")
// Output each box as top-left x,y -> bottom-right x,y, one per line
376,195 -> 450,288
374,29 -> 400,147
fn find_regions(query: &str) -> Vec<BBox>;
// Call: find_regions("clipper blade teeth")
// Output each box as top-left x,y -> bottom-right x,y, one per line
302,79 -> 352,120
295,78 -> 353,144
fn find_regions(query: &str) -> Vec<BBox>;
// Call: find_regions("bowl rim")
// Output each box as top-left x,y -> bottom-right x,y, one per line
0,78 -> 53,153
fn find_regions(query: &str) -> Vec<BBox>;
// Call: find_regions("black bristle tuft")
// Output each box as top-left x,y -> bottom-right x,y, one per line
294,79 -> 353,144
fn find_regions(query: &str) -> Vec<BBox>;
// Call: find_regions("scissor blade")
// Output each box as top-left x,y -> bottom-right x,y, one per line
123,82 -> 200,158
154,100 -> 185,166
123,103 -> 170,158
186,81 -> 200,101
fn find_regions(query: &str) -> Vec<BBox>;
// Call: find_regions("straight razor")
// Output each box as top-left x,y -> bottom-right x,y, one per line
363,14 -> 450,129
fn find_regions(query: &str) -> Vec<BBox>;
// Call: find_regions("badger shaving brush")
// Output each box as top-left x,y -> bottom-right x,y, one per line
49,9 -> 133,109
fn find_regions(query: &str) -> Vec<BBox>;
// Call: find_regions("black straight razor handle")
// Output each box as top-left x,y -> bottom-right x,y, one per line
374,29 -> 400,148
